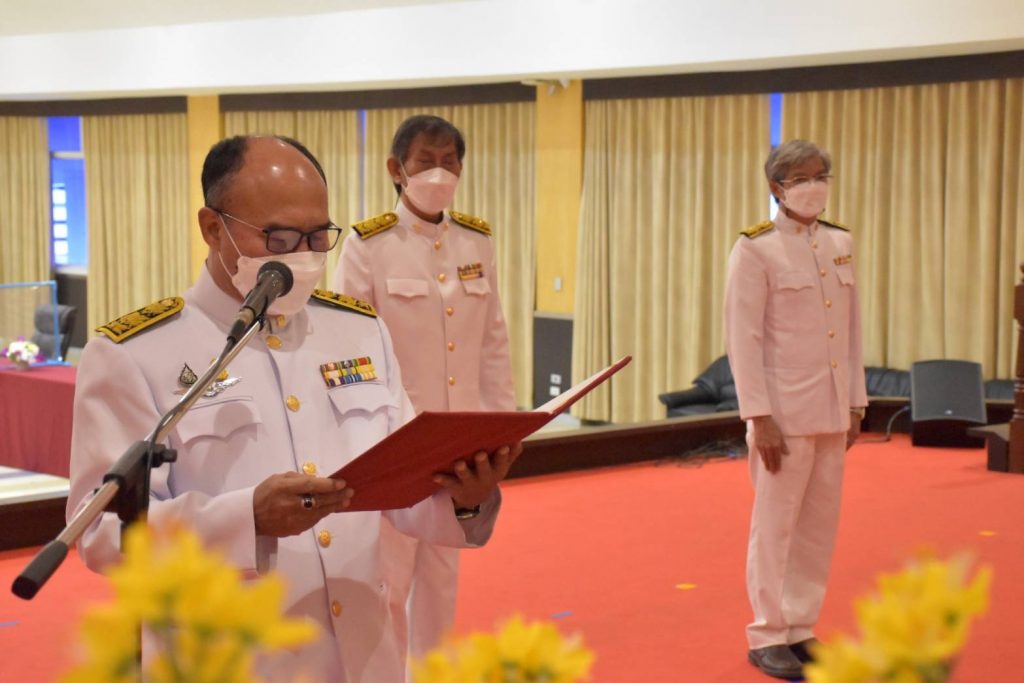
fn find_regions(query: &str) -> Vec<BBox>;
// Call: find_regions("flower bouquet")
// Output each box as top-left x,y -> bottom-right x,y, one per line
413,614 -> 594,683
806,554 -> 992,683
2,337 -> 43,369
62,523 -> 316,683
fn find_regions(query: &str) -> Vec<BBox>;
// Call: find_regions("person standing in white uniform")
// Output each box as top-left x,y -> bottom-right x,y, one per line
334,115 -> 516,661
724,139 -> 867,680
67,135 -> 516,682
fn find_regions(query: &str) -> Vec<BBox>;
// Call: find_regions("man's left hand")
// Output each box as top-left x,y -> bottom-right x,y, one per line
434,442 -> 523,509
846,410 -> 863,450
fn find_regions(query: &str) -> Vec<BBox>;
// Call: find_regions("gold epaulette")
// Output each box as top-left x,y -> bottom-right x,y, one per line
351,212 -> 398,240
449,210 -> 491,237
818,217 -> 850,232
740,220 -> 774,239
310,289 -> 377,318
96,297 -> 184,343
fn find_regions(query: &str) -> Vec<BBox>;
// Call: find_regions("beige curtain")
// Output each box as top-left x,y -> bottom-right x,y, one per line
84,114 -> 190,333
223,110 -> 361,288
573,95 -> 770,422
783,78 -> 1024,377
362,104 -> 536,407
0,116 -> 50,344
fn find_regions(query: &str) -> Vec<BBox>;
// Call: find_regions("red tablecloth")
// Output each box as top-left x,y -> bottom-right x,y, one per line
0,360 -> 76,477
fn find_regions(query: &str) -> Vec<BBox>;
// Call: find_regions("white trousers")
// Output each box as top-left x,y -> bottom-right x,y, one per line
745,429 -> 846,649
381,519 -> 460,664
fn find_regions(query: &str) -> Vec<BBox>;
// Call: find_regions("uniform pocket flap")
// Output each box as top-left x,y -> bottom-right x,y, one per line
328,382 -> 399,416
836,265 -> 856,286
461,278 -> 491,296
386,278 -> 429,298
777,271 -> 815,291
175,396 -> 261,445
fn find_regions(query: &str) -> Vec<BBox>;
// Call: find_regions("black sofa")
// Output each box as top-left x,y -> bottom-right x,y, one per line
659,357 -> 1012,418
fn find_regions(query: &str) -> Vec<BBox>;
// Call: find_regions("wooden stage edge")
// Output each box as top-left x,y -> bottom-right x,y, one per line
2,398 -> 1012,551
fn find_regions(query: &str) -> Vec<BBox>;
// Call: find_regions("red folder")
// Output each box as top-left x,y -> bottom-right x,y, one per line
331,356 -> 632,511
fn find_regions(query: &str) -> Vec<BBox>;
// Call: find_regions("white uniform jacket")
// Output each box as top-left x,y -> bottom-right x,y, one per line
66,266 -> 499,682
724,213 -> 868,436
334,201 -> 516,413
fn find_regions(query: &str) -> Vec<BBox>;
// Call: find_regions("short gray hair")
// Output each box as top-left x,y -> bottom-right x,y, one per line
764,139 -> 832,184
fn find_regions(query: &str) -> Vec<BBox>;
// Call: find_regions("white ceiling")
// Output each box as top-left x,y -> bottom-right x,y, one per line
0,0 -> 461,36
1,0 -> 1022,100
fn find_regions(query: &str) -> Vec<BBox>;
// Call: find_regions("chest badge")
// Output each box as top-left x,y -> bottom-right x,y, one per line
834,254 -> 853,266
321,357 -> 377,388
458,262 -> 484,280
175,361 -> 241,397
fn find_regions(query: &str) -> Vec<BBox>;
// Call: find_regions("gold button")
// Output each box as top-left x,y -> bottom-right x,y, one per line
811,241 -> 818,249
267,335 -> 283,350
438,273 -> 446,282
443,224 -> 449,231
331,600 -> 342,617
828,329 -> 835,338
820,269 -> 827,277
302,461 -> 317,476
318,530 -> 332,548
286,395 -> 300,412
448,376 -> 456,386
447,342 -> 455,351
825,299 -> 832,308
434,240 -> 442,250
446,307 -> 454,316
831,360 -> 838,368
276,315 -> 288,328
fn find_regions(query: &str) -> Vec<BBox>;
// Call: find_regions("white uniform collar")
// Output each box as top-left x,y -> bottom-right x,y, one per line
772,208 -> 819,236
395,198 -> 449,236
189,262 -> 310,335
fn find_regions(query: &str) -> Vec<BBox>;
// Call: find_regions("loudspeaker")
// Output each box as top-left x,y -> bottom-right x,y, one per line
910,360 -> 986,448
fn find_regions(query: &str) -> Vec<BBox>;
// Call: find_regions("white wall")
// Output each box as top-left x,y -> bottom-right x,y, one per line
1,0 -> 1022,100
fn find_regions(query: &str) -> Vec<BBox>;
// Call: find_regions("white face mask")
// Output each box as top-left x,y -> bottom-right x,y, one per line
401,163 -> 460,216
781,180 -> 829,219
218,219 -> 326,317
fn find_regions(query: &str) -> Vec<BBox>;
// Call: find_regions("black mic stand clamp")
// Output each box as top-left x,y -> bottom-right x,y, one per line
104,441 -> 177,526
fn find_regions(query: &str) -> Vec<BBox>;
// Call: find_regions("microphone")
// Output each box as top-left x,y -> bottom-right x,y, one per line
227,261 -> 294,343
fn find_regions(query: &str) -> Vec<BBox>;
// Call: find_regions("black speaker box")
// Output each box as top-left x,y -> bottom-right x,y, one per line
910,360 -> 986,448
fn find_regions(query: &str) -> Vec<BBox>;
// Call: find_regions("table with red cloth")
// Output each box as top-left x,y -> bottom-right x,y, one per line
0,359 -> 76,477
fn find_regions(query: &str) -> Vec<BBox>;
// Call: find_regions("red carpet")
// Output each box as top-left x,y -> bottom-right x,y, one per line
2,435 -> 1022,681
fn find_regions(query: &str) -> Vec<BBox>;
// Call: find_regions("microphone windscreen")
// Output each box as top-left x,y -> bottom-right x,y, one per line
258,260 -> 294,296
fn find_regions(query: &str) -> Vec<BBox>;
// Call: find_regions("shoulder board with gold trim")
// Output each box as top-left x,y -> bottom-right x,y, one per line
95,297 -> 184,343
351,212 -> 399,240
310,289 -> 377,317
449,210 -> 492,237
818,217 -> 850,232
740,220 -> 774,239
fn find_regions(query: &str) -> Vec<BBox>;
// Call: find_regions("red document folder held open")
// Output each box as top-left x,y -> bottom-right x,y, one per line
331,355 -> 632,511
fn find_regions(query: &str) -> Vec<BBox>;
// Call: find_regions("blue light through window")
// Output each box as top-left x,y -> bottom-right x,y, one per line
48,117 -> 87,267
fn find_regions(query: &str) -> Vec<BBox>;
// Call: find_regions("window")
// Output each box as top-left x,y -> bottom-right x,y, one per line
48,117 -> 87,267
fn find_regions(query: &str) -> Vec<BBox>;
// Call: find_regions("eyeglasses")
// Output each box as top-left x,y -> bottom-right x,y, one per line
780,174 -> 833,188
212,209 -> 342,254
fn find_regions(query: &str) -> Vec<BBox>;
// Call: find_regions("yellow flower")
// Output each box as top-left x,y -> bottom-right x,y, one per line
62,522 -> 316,683
805,554 -> 990,683
412,615 -> 594,683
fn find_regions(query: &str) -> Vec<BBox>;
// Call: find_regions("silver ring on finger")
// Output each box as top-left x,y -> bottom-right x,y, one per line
302,493 -> 315,510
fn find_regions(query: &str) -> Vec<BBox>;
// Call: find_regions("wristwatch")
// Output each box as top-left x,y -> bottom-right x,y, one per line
454,504 -> 481,520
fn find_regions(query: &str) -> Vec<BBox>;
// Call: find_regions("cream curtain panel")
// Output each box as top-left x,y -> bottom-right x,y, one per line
362,103 -> 536,407
783,78 -> 1024,377
573,95 -> 770,422
223,111 -> 361,289
83,114 -> 190,334
0,116 -> 50,342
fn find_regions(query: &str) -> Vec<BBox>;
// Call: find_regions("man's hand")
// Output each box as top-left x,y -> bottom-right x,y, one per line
846,410 -> 863,450
752,416 -> 788,474
253,472 -> 354,538
434,442 -> 523,510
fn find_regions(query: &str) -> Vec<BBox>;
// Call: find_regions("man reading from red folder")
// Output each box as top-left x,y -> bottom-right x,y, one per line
67,135 -> 515,682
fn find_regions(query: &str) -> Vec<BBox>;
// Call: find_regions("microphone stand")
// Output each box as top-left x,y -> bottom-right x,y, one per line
11,317 -> 266,601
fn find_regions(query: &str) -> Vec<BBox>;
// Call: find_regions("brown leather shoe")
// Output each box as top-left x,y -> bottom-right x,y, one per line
790,638 -> 820,664
748,644 -> 804,679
